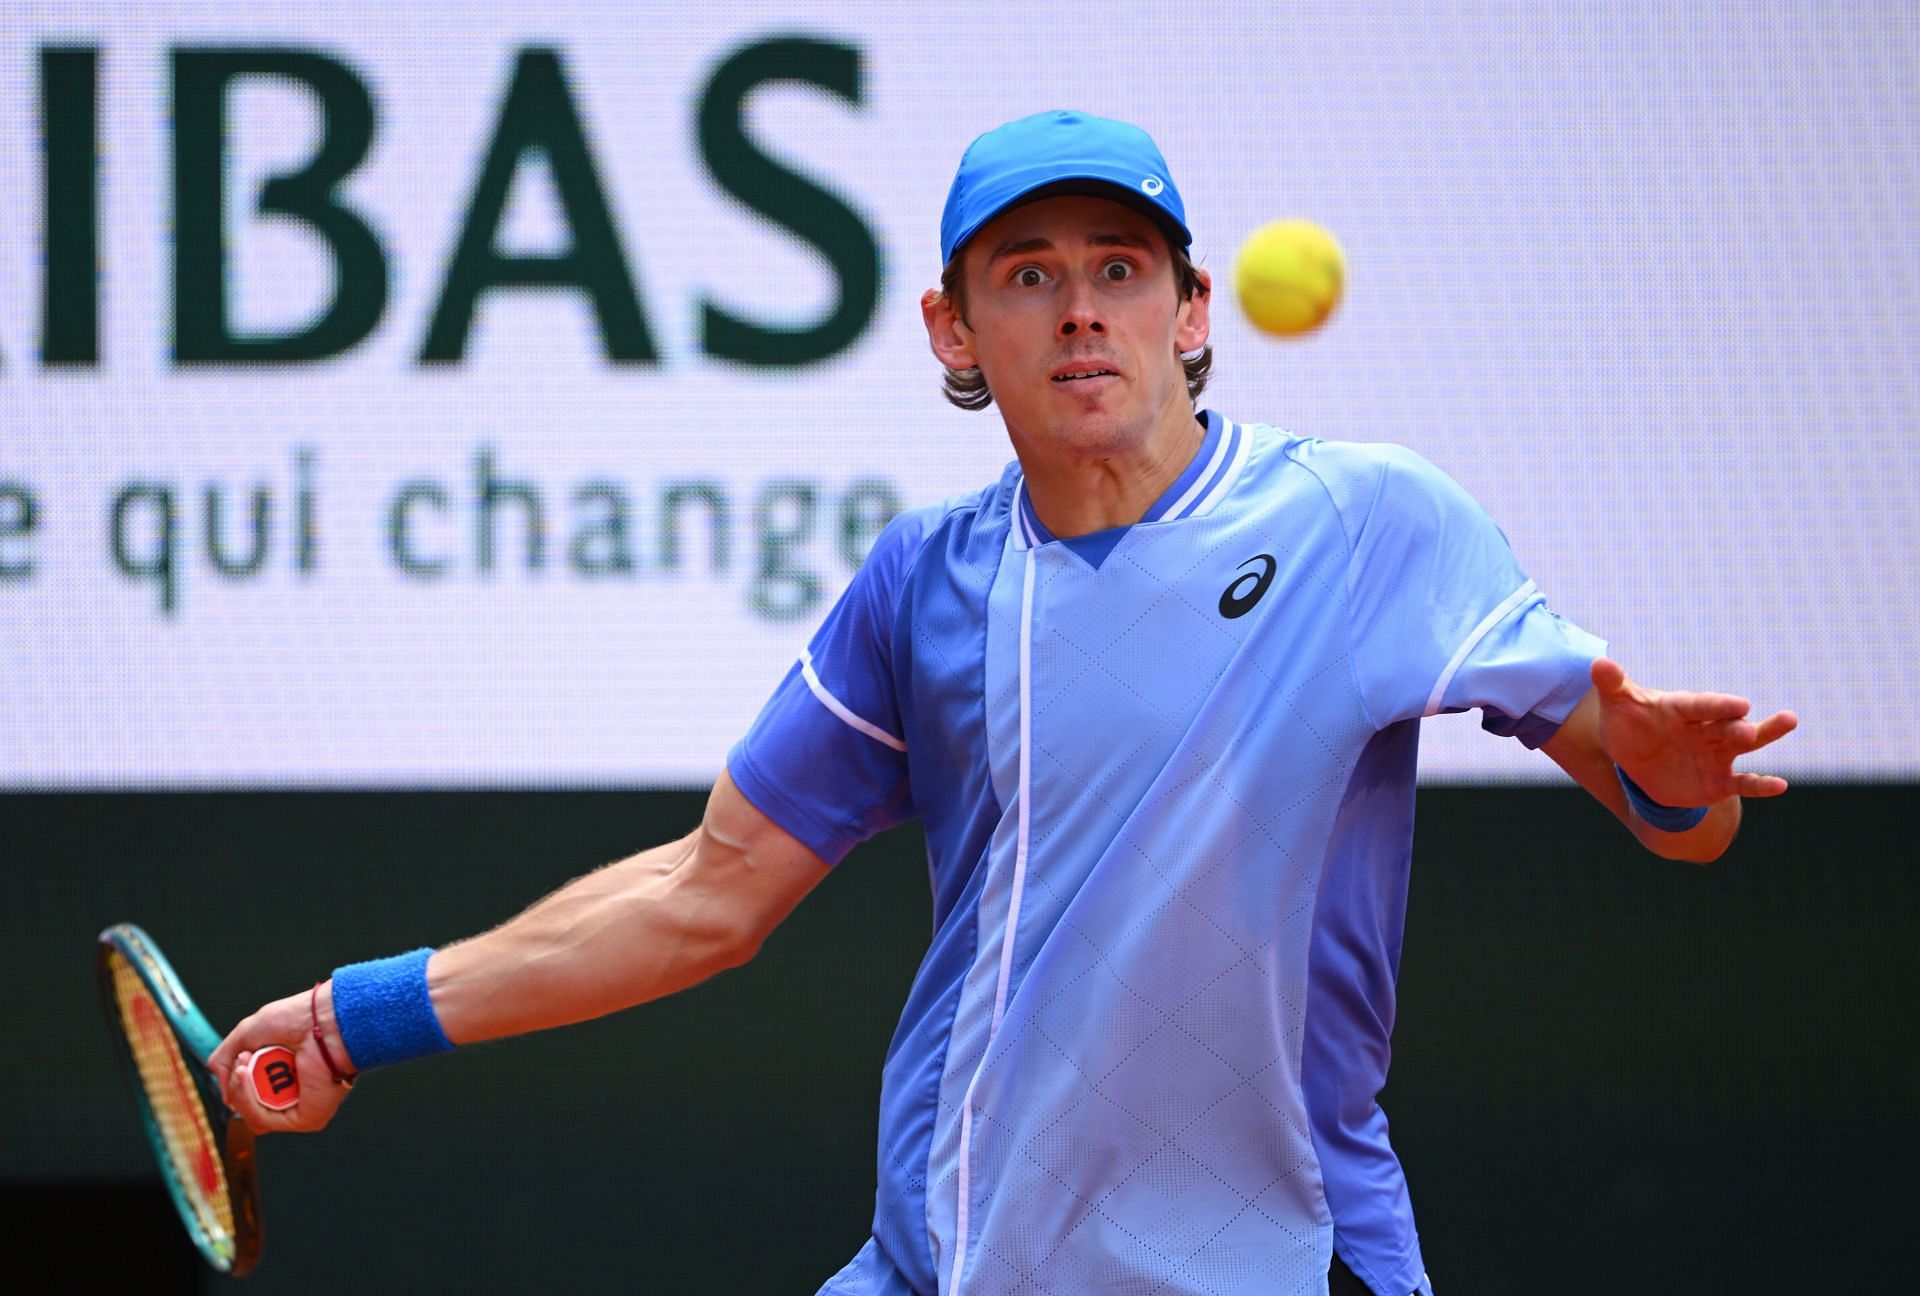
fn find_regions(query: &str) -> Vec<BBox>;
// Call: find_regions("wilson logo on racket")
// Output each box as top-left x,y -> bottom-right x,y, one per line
244,1046 -> 302,1109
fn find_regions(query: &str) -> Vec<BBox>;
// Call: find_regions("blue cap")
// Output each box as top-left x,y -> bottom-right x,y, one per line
940,110 -> 1192,265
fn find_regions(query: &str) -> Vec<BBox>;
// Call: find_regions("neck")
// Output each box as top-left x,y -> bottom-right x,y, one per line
1011,400 -> 1204,538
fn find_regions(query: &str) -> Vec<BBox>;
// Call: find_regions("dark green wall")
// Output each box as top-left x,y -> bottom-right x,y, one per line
3,786 -> 1912,1292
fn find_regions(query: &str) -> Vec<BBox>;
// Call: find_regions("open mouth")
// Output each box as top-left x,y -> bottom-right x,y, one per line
1051,367 -> 1119,384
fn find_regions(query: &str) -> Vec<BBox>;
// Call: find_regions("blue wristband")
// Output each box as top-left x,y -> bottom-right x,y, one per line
330,947 -> 454,1070
1614,766 -> 1710,833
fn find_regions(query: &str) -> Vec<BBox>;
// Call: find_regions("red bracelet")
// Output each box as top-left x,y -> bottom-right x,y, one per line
311,981 -> 358,1087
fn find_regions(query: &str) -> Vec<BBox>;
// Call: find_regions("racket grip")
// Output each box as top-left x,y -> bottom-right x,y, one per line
239,1045 -> 301,1110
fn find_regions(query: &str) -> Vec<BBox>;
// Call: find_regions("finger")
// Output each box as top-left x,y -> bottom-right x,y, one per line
210,1003 -> 276,1087
249,1086 -> 340,1137
222,1049 -> 252,1113
246,1105 -> 301,1136
1590,657 -> 1629,696
1665,691 -> 1751,723
246,1107 -> 313,1137
1698,718 -> 1759,749
1730,770 -> 1789,798
227,1070 -> 274,1135
1703,709 -> 1798,755
231,1073 -> 313,1136
208,1028 -> 240,1079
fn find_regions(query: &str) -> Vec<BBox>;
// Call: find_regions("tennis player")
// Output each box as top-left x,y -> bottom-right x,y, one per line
212,110 -> 1796,1295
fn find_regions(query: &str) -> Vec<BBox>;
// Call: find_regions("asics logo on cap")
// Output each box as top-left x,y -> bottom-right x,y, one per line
1141,177 -> 1165,195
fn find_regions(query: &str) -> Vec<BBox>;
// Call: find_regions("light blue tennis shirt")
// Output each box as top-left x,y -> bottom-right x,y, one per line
729,412 -> 1604,1296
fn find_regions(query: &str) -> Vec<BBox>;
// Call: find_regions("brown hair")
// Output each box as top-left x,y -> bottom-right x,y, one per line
933,239 -> 1214,412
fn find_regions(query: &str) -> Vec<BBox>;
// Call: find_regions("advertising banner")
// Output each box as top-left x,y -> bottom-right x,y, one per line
2,2 -> 1912,785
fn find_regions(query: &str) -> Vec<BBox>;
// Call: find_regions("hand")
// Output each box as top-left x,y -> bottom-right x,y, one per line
1591,657 -> 1798,806
209,986 -> 355,1136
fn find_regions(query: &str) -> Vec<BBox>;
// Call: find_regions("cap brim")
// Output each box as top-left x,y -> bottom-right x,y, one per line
947,176 -> 1193,264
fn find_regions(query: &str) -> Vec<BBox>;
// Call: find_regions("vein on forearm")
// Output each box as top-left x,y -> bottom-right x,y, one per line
427,830 -> 746,1043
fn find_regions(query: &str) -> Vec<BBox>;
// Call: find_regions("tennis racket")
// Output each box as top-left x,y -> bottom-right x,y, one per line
97,922 -> 300,1276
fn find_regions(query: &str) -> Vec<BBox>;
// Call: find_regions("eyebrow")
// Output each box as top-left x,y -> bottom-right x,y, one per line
984,231 -> 1154,265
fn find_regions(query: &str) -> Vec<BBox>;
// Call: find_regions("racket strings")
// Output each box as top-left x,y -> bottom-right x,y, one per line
109,952 -> 236,1255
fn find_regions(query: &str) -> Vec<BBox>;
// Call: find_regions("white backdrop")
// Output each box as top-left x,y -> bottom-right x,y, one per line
2,1 -> 1913,787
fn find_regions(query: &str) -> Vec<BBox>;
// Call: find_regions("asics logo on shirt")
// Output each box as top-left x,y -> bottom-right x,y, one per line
1219,554 -> 1277,619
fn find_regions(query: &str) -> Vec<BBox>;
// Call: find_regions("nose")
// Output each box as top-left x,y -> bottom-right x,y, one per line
1057,271 -> 1106,339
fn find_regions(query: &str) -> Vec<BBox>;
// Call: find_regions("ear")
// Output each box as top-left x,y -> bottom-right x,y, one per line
1174,266 -> 1212,354
922,287 -> 980,372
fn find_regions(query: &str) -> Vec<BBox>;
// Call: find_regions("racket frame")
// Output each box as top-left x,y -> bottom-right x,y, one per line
96,922 -> 264,1277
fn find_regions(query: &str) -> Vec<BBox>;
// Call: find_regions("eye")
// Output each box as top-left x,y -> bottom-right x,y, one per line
1101,259 -> 1135,282
1014,266 -> 1049,288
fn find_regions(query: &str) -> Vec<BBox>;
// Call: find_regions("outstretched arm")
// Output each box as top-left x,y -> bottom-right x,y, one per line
1541,657 -> 1798,862
209,768 -> 829,1133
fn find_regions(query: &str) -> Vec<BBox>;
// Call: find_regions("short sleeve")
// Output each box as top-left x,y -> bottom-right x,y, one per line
1337,445 -> 1605,736
726,512 -> 928,865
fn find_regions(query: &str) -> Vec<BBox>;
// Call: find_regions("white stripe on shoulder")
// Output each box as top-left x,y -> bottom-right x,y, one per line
1422,579 -> 1539,717
800,647 -> 907,751
1158,419 -> 1235,520
1183,419 -> 1252,519
1010,480 -> 1034,550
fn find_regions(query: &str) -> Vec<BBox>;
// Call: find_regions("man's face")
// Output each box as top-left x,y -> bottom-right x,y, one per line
924,193 -> 1211,456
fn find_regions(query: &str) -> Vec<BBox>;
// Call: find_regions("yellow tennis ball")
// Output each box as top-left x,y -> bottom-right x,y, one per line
1234,219 -> 1344,337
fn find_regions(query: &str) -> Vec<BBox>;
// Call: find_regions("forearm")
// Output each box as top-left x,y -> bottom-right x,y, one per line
418,830 -> 750,1045
219,773 -> 826,1128
283,835 -> 743,1097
